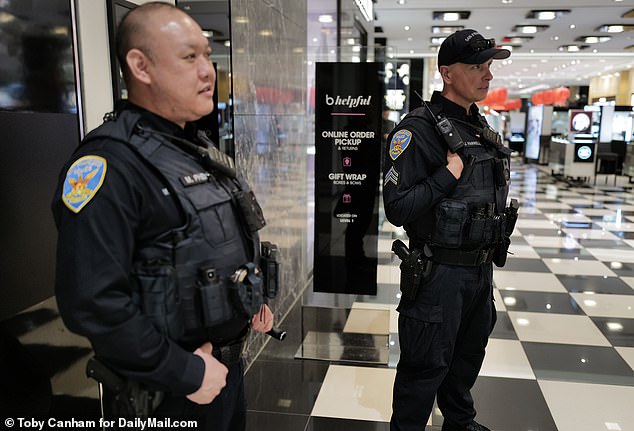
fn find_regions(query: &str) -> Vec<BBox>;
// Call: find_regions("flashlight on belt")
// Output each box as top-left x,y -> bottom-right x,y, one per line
266,327 -> 287,341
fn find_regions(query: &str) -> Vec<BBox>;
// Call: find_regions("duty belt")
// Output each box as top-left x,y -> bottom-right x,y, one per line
212,339 -> 244,366
431,246 -> 495,266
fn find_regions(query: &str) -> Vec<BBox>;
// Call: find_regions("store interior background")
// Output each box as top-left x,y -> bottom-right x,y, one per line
1,0 -> 634,421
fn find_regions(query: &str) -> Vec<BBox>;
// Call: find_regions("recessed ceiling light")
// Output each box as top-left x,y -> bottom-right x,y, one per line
502,36 -> 533,44
576,35 -> 612,43
558,45 -> 589,52
596,24 -> 634,33
432,11 -> 471,21
431,37 -> 447,45
513,25 -> 549,34
525,10 -> 570,20
431,26 -> 464,34
397,0 -> 406,4
318,15 -> 333,23
404,25 -> 410,31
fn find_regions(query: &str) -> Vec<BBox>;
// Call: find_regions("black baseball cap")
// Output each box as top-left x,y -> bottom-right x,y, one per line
438,29 -> 510,68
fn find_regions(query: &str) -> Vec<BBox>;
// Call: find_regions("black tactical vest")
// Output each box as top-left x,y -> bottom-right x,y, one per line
83,109 -> 261,343
407,107 -> 511,250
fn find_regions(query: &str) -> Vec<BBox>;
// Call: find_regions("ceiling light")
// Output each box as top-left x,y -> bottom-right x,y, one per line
432,11 -> 471,21
558,45 -> 588,52
596,24 -> 634,33
526,10 -> 570,20
431,37 -> 447,45
513,25 -> 549,34
432,26 -> 464,34
397,0 -> 406,4
577,35 -> 612,43
404,25 -> 410,31
501,36 -> 534,44
318,14 -> 333,23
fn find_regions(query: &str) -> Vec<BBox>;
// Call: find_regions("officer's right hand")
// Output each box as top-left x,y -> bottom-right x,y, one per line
446,149 -> 464,180
187,342 -> 228,404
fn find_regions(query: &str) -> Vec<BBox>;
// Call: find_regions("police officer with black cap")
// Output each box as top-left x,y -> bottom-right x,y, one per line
384,29 -> 516,431
52,3 -> 274,430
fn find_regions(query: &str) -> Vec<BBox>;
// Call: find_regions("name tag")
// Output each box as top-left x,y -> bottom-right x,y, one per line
180,172 -> 209,187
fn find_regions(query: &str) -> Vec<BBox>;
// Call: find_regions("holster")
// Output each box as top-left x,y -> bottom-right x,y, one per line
492,236 -> 511,267
86,357 -> 163,421
492,199 -> 520,268
392,240 -> 432,300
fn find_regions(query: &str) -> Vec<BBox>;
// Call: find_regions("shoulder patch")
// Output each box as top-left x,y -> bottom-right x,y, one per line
389,129 -> 412,160
62,155 -> 107,213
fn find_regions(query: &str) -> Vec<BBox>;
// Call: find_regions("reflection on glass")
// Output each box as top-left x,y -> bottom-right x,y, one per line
0,0 -> 77,113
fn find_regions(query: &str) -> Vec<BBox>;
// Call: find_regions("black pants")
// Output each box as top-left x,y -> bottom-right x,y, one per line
391,263 -> 495,431
153,360 -> 246,431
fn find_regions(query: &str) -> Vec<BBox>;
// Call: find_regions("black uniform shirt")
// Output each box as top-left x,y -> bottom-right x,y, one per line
382,91 -> 483,246
52,104 -> 205,395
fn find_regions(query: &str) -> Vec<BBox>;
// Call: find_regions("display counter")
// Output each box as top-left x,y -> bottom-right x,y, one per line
548,136 -> 596,181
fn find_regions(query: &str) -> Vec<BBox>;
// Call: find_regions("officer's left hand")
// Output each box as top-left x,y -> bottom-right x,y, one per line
251,304 -> 274,333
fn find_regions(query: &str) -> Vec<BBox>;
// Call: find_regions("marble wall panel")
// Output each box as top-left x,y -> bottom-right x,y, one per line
230,0 -> 309,368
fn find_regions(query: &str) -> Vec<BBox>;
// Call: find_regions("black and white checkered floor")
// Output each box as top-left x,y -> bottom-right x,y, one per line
245,160 -> 634,431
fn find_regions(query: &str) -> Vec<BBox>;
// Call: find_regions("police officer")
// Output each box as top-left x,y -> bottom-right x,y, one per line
383,29 -> 513,431
52,3 -> 273,430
